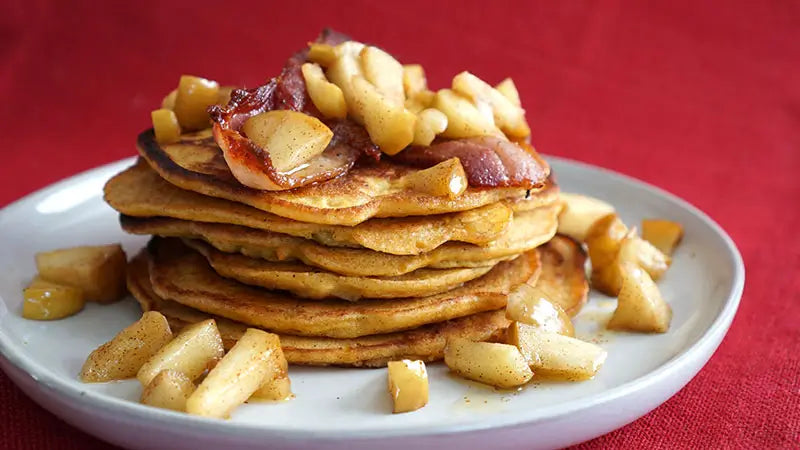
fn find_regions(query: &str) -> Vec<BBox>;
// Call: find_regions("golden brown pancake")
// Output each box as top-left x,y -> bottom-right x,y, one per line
137,129 -> 551,225
147,238 -> 540,338
182,238 -> 495,301
107,161 -> 556,255
120,203 -> 559,277
536,235 -> 589,316
128,253 -> 511,367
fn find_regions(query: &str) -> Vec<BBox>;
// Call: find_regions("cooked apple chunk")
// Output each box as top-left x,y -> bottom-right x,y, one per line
585,213 -> 629,270
642,219 -> 684,255
360,46 -> 405,105
325,41 -> 366,120
402,64 -> 427,97
137,319 -> 225,386
161,89 -> 177,110
452,71 -> 530,138
81,311 -> 173,382
22,280 -> 84,321
403,157 -> 467,198
173,75 -> 219,131
350,75 -> 415,155
250,339 -> 292,402
151,109 -> 181,145
434,89 -> 503,139
301,63 -> 347,119
507,322 -> 607,381
495,78 -> 521,107
405,89 -> 435,114
593,234 -> 671,296
242,110 -> 333,172
387,360 -> 428,413
412,108 -> 448,146
444,338 -> 532,389
308,43 -> 337,67
557,193 -> 616,242
607,263 -> 672,333
141,370 -> 195,412
35,244 -> 127,303
186,329 -> 283,418
505,284 -> 574,337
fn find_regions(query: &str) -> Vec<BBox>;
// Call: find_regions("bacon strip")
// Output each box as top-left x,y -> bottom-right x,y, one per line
208,30 -> 377,191
392,137 -> 550,189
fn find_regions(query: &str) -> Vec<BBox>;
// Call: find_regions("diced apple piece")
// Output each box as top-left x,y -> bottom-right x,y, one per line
412,108 -> 448,146
137,319 -> 225,386
141,370 -> 195,412
161,89 -> 177,110
507,322 -> 607,381
173,75 -> 219,131
308,43 -> 337,67
495,78 -> 521,107
403,157 -> 467,198
22,281 -> 85,321
350,75 -> 415,155
360,46 -> 405,105
452,71 -> 530,138
402,64 -> 427,97
387,360 -> 429,413
444,338 -> 532,389
585,214 -> 629,270
557,193 -> 616,242
642,219 -> 684,255
249,340 -> 292,402
325,41 -> 366,120
80,312 -> 173,382
186,329 -> 282,418
405,89 -> 435,114
35,244 -> 127,303
505,284 -> 574,337
607,263 -> 672,333
242,110 -> 333,172
301,63 -> 347,119
433,89 -> 503,139
618,235 -> 671,280
151,109 -> 181,145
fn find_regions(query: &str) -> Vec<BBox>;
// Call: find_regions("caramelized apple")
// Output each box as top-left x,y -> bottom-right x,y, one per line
173,75 -> 219,131
151,109 -> 181,144
403,158 -> 467,198
241,110 -> 333,172
301,63 -> 347,119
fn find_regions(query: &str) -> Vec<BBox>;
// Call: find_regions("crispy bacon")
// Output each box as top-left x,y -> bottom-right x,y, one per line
208,29 -> 377,191
392,137 -> 549,189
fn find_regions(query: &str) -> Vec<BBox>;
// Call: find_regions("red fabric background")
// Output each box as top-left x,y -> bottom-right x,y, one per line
1,0 -> 798,448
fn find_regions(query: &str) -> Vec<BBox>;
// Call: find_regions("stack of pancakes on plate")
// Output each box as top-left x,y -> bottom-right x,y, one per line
104,129 -> 587,367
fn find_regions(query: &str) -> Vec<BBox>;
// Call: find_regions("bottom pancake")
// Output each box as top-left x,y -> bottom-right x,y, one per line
128,253 -> 510,367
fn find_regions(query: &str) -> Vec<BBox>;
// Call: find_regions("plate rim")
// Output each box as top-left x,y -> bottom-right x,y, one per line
0,155 -> 745,440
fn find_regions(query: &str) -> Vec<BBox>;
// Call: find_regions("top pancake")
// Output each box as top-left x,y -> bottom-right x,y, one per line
105,161 -> 560,255
137,129 -> 551,226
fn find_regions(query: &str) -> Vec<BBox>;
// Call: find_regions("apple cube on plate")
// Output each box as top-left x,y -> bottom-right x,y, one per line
141,369 -> 195,412
81,311 -> 173,382
137,319 -> 225,386
444,338 -> 532,389
507,322 -> 607,381
35,244 -> 127,303
607,263 -> 672,333
642,219 -> 684,255
387,360 -> 429,413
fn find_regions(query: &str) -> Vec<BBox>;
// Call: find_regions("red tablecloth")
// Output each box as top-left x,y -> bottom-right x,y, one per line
1,1 -> 798,448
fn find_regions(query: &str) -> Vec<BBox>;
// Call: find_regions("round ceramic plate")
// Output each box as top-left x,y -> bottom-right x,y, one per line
0,157 -> 744,450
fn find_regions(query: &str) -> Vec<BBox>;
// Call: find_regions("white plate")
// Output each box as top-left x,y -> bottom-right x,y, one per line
0,157 -> 743,450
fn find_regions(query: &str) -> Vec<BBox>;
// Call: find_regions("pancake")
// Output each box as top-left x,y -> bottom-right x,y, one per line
120,203 -> 559,277
182,238 -> 494,300
536,235 -> 589,316
128,253 -> 511,367
107,162 -> 562,255
137,129 -> 552,225
147,238 -> 540,338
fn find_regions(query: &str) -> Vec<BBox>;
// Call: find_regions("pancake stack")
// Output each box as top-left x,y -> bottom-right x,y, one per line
104,129 -> 587,367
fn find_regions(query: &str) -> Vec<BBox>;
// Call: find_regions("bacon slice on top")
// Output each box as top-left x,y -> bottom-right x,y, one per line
392,137 -> 549,189
208,30 -> 377,191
